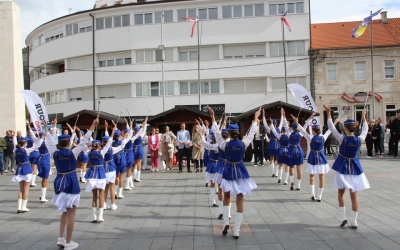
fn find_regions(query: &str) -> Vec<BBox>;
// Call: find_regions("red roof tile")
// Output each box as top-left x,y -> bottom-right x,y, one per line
311,18 -> 400,50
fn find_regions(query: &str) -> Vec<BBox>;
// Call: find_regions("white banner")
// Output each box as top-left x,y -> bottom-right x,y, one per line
287,84 -> 320,126
21,90 -> 49,132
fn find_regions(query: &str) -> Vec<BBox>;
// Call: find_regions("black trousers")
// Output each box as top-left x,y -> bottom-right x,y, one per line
392,135 -> 399,156
178,147 -> 191,171
373,137 -> 382,154
194,159 -> 204,169
253,140 -> 264,165
324,140 -> 332,154
366,138 -> 373,157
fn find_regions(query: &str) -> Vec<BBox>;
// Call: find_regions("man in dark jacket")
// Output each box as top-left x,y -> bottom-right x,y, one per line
390,113 -> 400,158
0,136 -> 6,174
4,130 -> 16,173
253,119 -> 266,166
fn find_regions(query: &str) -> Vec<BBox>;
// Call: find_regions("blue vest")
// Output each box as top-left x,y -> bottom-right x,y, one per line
339,136 -> 360,159
225,140 -> 245,163
289,131 -> 302,145
53,148 -> 80,194
15,148 -> 32,175
54,148 -> 77,173
279,134 -> 289,156
218,147 -> 226,160
103,148 -> 116,172
310,135 -> 325,151
89,150 -> 104,166
209,147 -> 219,161
77,150 -> 88,163
38,141 -> 50,165
332,136 -> 363,175
113,140 -> 126,166
124,139 -> 134,158
26,135 -> 34,148
134,136 -> 142,146
269,127 -> 281,149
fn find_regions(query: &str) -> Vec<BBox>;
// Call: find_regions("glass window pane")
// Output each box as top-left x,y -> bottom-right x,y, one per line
66,24 -> 72,36
165,49 -> 173,61
114,16 -> 122,27
86,26 -> 92,32
151,82 -> 159,96
209,8 -> 218,19
297,41 -> 305,55
288,3 -> 295,13
296,2 -> 304,13
211,81 -> 219,93
96,18 -> 104,29
164,11 -> 173,22
269,4 -> 277,15
278,43 -> 284,56
145,50 -> 153,62
80,27 -> 85,33
167,82 -> 174,95
155,49 -> 162,62
178,10 -> 186,21
244,5 -> 253,17
385,61 -> 394,67
327,63 -> 337,70
385,68 -> 394,78
116,59 -> 123,65
73,23 -> 78,34
223,6 -> 232,18
135,14 -> 143,25
189,51 -> 198,61
201,81 -> 209,93
199,9 -> 207,19
143,83 -> 149,96
180,82 -> 188,94
356,70 -> 365,80
99,61 -> 106,67
107,60 -> 114,66
136,83 -> 142,96
105,17 -> 112,28
136,50 -> 144,63
356,62 -> 365,70
122,14 -> 130,26
155,11 -> 162,23
278,4 -> 285,15
270,42 -> 278,57
125,58 -> 131,64
188,9 -> 196,19
145,13 -> 153,24
190,82 -> 198,94
287,41 -> 296,56
254,4 -> 264,16
328,71 -> 337,81
179,52 -> 188,61
233,5 -> 242,17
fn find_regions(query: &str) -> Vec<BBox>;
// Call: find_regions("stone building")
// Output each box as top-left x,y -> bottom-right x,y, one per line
311,11 -> 400,124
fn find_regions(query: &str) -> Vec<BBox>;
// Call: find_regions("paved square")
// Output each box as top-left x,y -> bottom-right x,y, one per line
0,156 -> 399,250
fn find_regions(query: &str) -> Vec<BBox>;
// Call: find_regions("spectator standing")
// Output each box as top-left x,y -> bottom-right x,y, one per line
253,119 -> 266,167
385,119 -> 392,155
148,128 -> 160,172
191,124 -> 204,173
162,126 -> 176,171
323,124 -> 332,156
4,130 -> 16,172
141,132 -> 149,170
365,121 -> 374,158
0,136 -> 6,174
391,113 -> 400,158
177,123 -> 191,173
371,119 -> 383,157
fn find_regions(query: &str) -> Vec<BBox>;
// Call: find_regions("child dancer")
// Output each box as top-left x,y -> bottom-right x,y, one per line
12,123 -> 45,213
201,131 -> 219,207
123,118 -> 135,187
262,114 -> 283,177
294,115 -> 335,201
27,127 -> 39,188
210,106 -> 259,239
85,124 -> 117,223
77,131 -> 89,183
133,125 -> 146,182
323,104 -> 369,229
44,118 -> 97,250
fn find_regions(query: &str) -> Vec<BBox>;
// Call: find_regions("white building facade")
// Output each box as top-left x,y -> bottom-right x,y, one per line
26,0 -> 311,117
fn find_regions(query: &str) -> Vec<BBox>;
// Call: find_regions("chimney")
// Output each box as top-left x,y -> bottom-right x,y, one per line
381,11 -> 388,24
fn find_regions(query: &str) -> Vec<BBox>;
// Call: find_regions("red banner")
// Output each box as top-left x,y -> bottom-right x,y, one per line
341,92 -> 383,103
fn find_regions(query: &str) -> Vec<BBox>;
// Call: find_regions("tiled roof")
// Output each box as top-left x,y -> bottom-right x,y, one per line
311,18 -> 400,50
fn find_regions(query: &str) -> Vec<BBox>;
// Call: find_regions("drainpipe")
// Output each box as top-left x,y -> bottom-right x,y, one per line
90,14 -> 96,110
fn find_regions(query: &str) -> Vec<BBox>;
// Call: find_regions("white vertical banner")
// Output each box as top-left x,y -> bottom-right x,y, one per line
287,84 -> 320,126
20,90 -> 49,132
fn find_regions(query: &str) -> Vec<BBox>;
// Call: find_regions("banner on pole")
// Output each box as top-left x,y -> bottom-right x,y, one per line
287,84 -> 320,126
20,90 -> 49,132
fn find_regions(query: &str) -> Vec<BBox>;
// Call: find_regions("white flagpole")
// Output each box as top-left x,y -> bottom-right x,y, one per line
197,17 -> 201,111
370,10 -> 375,118
281,16 -> 288,103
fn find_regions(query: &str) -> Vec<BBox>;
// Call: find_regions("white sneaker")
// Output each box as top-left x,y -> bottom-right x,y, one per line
40,197 -> 48,203
104,202 -> 110,210
4,170 -> 8,173
253,165 -> 257,167
11,168 -> 15,172
110,204 -> 118,211
64,241 -> 79,250
136,179 -> 141,182
124,186 -> 132,191
81,178 -> 87,183
56,237 -> 65,248
117,194 -> 124,199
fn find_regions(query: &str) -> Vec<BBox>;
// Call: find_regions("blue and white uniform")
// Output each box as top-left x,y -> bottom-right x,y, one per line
263,117 -> 283,157
202,138 -> 219,182
45,132 -> 91,212
133,126 -> 146,160
328,119 -> 370,192
270,124 -> 290,183
286,123 -> 305,167
11,137 -> 43,183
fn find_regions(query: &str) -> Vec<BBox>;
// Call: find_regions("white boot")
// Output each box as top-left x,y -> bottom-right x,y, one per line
296,179 -> 301,190
98,208 -> 104,222
130,176 -> 135,188
210,187 -> 216,206
217,200 -> 223,218
104,202 -> 110,210
17,199 -> 22,213
80,169 -> 83,181
317,187 -> 324,201
31,175 -> 37,187
40,187 -> 48,203
133,169 -> 138,181
137,171 -> 141,182
274,165 -> 279,176
82,172 -> 87,183
278,169 -> 283,180
125,177 -> 132,190
270,164 -> 275,176
289,175 -> 294,189
228,203 -> 232,218
233,212 -> 243,239
350,210 -> 358,229
118,187 -> 124,199
21,200 -> 29,212
92,207 -> 97,222
283,172 -> 289,184
339,207 -> 347,227
222,206 -> 230,235
310,185 -> 315,200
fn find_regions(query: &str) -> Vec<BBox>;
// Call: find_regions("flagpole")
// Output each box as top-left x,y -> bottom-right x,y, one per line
197,16 -> 201,111
161,14 -> 165,112
281,19 -> 288,103
370,10 -> 375,118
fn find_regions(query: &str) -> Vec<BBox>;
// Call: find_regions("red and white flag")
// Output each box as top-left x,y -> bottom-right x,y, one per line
181,17 -> 199,37
281,10 -> 292,32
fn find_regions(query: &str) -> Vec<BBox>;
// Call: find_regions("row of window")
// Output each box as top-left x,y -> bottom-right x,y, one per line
31,1 -> 305,48
327,60 -> 396,81
324,104 -> 397,123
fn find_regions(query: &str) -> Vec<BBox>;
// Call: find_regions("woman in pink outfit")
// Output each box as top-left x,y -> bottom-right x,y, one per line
149,128 -> 160,172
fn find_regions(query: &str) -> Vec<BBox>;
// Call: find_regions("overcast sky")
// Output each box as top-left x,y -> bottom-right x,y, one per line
12,0 -> 400,47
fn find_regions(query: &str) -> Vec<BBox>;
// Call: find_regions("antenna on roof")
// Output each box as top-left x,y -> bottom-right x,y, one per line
69,8 -> 72,14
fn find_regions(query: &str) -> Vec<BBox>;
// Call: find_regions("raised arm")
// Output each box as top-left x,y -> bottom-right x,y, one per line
358,109 -> 368,141
323,104 -> 344,143
72,118 -> 99,158
269,118 -> 282,139
113,126 -> 133,154
26,132 -> 45,155
242,109 -> 261,148
262,109 -> 271,133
